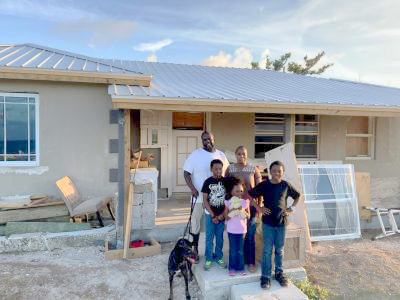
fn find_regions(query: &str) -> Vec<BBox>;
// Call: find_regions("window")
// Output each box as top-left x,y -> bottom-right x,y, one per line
173,112 -> 204,130
295,115 -> 319,159
0,93 -> 39,166
254,113 -> 319,159
254,114 -> 285,158
345,117 -> 375,159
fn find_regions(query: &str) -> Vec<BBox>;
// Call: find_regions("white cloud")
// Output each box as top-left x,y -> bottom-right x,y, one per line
147,53 -> 158,62
202,47 -> 253,68
134,39 -> 173,52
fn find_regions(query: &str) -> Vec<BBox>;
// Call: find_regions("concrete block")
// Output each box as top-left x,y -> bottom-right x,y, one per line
135,183 -> 153,193
193,255 -> 307,300
132,217 -> 142,230
231,281 -> 308,300
143,191 -> 155,204
133,206 -> 142,219
133,193 -> 143,206
142,203 -> 155,214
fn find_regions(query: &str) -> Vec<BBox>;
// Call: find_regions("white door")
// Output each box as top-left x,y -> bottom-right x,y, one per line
172,130 -> 203,192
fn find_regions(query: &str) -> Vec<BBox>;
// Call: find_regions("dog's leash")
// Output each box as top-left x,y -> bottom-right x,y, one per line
183,195 -> 198,239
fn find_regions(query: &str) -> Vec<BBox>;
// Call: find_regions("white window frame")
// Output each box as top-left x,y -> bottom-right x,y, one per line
254,114 -> 319,160
254,113 -> 286,159
345,117 -> 375,160
0,93 -> 40,167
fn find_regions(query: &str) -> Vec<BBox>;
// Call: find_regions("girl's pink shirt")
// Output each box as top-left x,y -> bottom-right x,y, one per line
225,198 -> 249,234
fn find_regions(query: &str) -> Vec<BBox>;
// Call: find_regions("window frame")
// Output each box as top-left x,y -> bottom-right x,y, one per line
254,113 -> 320,160
345,116 -> 375,160
0,92 -> 40,167
254,113 -> 286,159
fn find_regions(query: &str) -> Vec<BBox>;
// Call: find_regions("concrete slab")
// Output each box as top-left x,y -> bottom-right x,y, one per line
231,281 -> 308,300
193,256 -> 306,300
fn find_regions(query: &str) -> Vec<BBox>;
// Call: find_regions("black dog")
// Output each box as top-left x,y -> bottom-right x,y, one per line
168,238 -> 196,300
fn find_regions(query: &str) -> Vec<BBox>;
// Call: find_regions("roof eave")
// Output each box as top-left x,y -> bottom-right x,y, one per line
0,67 -> 152,86
110,95 -> 400,117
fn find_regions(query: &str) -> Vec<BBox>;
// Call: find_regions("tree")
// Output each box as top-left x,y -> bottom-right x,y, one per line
251,51 -> 333,75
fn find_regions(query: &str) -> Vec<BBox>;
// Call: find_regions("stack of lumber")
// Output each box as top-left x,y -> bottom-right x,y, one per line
0,195 -> 68,225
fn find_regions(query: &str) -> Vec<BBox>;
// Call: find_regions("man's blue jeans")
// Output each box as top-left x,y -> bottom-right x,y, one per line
205,213 -> 224,261
228,233 -> 245,271
261,223 -> 286,279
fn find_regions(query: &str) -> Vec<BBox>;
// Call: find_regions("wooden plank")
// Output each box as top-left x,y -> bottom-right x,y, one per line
5,221 -> 91,236
123,109 -> 131,229
123,183 -> 134,259
105,237 -> 161,261
355,172 -> 372,220
0,201 -> 64,211
0,205 -> 69,225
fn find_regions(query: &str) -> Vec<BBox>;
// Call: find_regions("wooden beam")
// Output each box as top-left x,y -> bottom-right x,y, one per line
0,205 -> 69,224
5,221 -> 91,236
123,183 -> 134,259
123,109 -> 131,229
111,97 -> 400,117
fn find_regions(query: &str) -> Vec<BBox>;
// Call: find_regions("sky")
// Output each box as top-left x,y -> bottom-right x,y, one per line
1,0 -> 400,87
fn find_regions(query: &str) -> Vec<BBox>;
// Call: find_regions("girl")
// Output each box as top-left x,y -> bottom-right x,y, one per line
224,177 -> 250,276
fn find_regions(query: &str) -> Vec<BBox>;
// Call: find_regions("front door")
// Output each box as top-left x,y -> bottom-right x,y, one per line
172,130 -> 203,192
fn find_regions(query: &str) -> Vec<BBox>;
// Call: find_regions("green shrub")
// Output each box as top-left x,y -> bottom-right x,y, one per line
292,279 -> 330,300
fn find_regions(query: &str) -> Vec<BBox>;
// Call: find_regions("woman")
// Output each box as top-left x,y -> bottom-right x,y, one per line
226,146 -> 262,273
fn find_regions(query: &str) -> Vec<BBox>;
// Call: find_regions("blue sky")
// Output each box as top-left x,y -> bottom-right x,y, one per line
1,0 -> 400,87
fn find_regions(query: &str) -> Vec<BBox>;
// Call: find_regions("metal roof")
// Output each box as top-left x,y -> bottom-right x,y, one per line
107,59 -> 400,108
0,44 -> 142,75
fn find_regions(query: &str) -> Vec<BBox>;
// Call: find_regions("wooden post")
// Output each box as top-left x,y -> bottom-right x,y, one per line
123,110 -> 131,229
123,183 -> 134,259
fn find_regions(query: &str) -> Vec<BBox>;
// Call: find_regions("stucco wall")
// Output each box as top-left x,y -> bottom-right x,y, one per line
211,112 -> 254,157
0,79 -> 117,198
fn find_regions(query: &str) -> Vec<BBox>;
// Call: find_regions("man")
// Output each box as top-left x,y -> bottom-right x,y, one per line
183,131 -> 229,262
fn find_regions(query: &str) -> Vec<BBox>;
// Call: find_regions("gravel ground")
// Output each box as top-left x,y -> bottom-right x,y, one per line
1,229 -> 400,300
0,242 -> 201,300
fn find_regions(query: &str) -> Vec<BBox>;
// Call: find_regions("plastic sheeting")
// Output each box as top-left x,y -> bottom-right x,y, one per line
299,165 -> 361,241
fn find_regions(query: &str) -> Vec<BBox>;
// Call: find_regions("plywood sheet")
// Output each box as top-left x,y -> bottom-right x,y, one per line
355,172 -> 372,220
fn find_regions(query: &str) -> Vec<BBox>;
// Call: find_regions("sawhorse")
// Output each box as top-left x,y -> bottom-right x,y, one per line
364,207 -> 400,240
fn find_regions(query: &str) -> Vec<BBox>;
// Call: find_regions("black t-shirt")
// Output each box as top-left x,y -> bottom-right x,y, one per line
201,177 -> 226,216
249,179 -> 300,226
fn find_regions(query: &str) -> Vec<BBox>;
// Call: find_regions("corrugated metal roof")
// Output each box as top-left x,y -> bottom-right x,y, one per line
107,59 -> 400,108
0,44 -> 142,75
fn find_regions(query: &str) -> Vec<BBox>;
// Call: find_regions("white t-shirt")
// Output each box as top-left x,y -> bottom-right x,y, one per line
183,148 -> 229,203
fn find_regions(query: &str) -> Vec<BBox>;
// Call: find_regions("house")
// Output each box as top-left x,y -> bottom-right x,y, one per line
1,43 -> 400,234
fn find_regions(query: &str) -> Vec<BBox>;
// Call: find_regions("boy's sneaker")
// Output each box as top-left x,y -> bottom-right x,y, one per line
203,260 -> 213,271
275,272 -> 288,287
229,270 -> 236,276
216,258 -> 227,268
261,277 -> 271,289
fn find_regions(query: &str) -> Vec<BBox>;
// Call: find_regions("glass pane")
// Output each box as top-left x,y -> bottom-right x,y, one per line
295,135 -> 317,143
295,114 -> 317,122
346,137 -> 369,157
29,97 -> 36,103
255,135 -> 284,143
29,104 -> 36,154
347,117 -> 369,134
5,96 -> 28,104
152,129 -> 158,145
0,96 -> 4,103
255,143 -> 282,158
30,155 -> 36,161
6,103 -> 28,155
295,143 -> 317,157
0,155 -> 3,161
255,123 -> 285,132
0,103 -> 3,155
5,154 -> 28,161
295,123 -> 318,132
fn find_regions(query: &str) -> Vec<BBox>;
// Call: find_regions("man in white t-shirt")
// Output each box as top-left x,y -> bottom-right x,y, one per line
183,131 -> 229,262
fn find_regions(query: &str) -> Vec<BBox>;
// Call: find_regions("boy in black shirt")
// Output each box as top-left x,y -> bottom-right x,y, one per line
249,161 -> 300,289
202,159 -> 227,270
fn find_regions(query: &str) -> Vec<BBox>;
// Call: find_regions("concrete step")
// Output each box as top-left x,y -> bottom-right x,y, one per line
193,256 -> 306,300
231,281 -> 308,300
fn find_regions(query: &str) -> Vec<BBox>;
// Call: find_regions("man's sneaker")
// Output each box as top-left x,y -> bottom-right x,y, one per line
275,272 -> 288,287
203,260 -> 213,271
216,258 -> 227,268
261,277 -> 271,289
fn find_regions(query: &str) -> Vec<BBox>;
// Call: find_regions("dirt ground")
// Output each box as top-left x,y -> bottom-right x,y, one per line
1,230 -> 400,300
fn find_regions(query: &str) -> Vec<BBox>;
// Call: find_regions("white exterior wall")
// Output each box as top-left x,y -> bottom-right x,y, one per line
0,79 -> 118,199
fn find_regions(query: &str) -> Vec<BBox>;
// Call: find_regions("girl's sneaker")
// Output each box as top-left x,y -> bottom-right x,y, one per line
240,271 -> 247,276
204,260 -> 213,271
229,270 -> 236,276
216,258 -> 227,268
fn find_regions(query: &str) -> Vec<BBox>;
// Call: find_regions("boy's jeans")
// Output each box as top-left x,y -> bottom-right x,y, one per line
244,206 -> 257,265
261,223 -> 286,279
228,233 -> 245,271
205,213 -> 224,261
